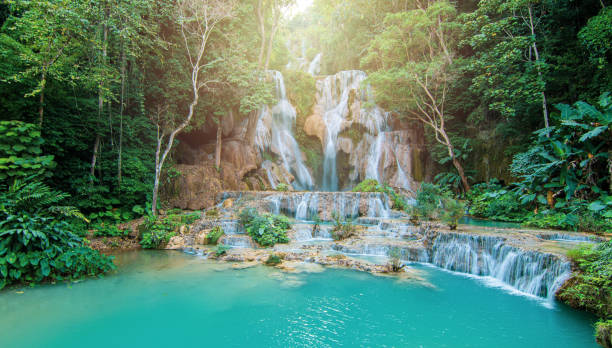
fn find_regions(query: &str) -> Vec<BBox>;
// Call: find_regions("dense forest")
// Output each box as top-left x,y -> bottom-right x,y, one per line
1,0 -> 611,344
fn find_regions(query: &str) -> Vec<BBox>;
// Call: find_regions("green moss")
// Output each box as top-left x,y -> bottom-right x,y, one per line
558,240 -> 612,318
338,123 -> 366,145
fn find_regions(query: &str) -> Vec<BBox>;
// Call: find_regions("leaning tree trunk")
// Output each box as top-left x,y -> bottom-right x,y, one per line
451,155 -> 471,192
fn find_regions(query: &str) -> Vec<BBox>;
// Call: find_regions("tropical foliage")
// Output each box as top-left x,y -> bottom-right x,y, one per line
239,208 -> 290,247
330,211 -> 356,241
0,178 -> 114,289
558,240 -> 612,345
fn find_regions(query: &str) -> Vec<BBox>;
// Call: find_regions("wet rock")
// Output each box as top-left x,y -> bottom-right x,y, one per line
166,236 -> 186,250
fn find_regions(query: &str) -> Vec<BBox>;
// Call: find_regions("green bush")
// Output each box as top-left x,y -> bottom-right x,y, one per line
214,245 -> 230,257
92,223 -> 128,237
465,179 -> 611,232
264,254 -> 282,266
558,240 -> 611,318
0,121 -> 55,183
465,180 -> 530,222
331,211 -> 356,240
596,319 -> 612,348
239,208 -> 290,247
275,183 -> 290,192
441,198 -> 466,230
414,183 -> 451,219
386,247 -> 405,272
352,179 -> 409,211
140,215 -> 176,249
0,178 -> 115,289
206,226 -> 224,245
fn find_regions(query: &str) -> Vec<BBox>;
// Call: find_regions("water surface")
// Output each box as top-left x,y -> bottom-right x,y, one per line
0,251 -> 596,347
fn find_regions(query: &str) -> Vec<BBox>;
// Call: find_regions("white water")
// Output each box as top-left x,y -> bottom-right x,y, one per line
308,53 -> 322,76
256,71 -> 313,190
365,132 -> 385,183
428,233 -> 571,299
265,191 -> 390,220
316,71 -> 388,190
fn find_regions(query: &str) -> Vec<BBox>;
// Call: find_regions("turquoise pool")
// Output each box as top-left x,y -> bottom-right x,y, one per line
0,251 -> 597,347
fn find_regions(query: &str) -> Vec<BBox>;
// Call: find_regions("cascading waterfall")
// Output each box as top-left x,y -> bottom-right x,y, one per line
308,53 -> 322,76
317,70 -> 388,190
256,71 -> 313,190
395,157 -> 411,191
365,132 -> 385,183
264,191 -> 390,220
429,233 -> 571,298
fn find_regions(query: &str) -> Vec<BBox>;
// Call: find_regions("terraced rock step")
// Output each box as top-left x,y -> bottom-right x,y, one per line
218,190 -> 394,220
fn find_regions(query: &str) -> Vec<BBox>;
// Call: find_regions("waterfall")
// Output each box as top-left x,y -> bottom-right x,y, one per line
313,70 -> 390,190
429,233 -> 571,299
262,191 -> 390,220
395,157 -> 411,190
308,53 -> 322,76
256,71 -> 313,190
365,132 -> 385,183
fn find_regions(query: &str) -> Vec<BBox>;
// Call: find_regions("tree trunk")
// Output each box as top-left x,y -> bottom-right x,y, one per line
152,134 -> 163,216
528,5 -> 550,137
90,11 -> 108,182
256,0 -> 266,68
90,135 -> 100,181
451,155 -> 470,192
118,46 -> 126,186
245,109 -> 260,147
39,70 -> 46,128
215,117 -> 223,168
264,10 -> 280,71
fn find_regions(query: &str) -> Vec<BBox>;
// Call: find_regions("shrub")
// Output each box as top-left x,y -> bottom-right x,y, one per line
0,121 -> 55,183
352,179 -> 409,211
558,240 -> 611,318
465,180 -> 529,222
441,198 -> 466,230
275,183 -> 290,192
264,254 -> 282,266
596,320 -> 612,348
239,208 -> 290,247
206,226 -> 224,245
140,215 -> 176,249
92,223 -> 128,237
331,211 -> 356,240
214,245 -> 230,257
414,183 -> 451,219
386,247 -> 405,272
0,178 -> 115,289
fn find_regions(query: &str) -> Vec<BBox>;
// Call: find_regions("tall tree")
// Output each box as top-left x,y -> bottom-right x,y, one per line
363,1 -> 471,191
4,0 -> 83,128
150,0 -> 235,215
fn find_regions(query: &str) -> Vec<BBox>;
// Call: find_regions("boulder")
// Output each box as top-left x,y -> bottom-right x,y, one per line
165,235 -> 185,250
303,112 -> 327,147
337,136 -> 353,155
166,164 -> 224,210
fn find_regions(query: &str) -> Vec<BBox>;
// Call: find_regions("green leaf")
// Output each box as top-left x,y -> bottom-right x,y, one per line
40,259 -> 50,276
588,201 -> 606,212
